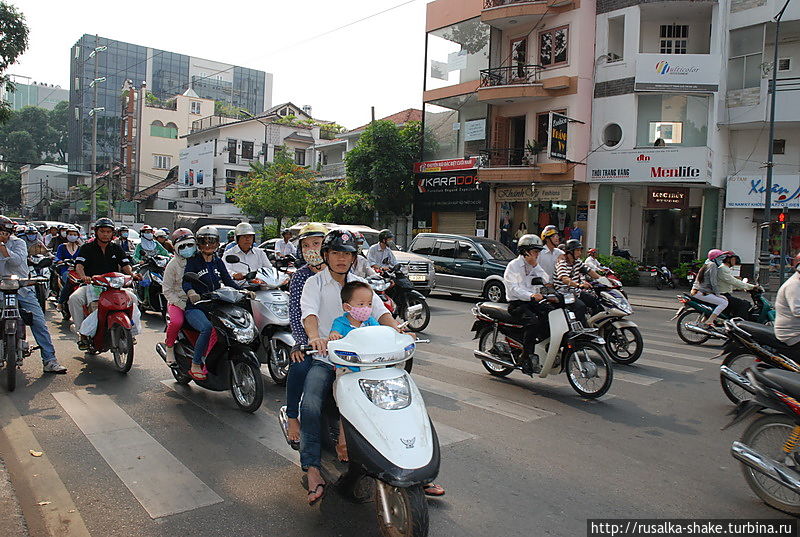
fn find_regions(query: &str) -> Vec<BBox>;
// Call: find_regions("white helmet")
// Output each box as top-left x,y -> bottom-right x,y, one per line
235,222 -> 256,238
154,229 -> 168,239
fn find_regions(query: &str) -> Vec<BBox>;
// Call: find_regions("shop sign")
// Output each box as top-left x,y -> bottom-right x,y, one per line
635,53 -> 720,92
464,119 -> 486,142
413,157 -> 478,173
548,112 -> 569,161
725,175 -> 800,208
495,185 -> 534,203
533,185 -> 572,201
588,146 -> 712,184
647,187 -> 689,209
576,203 -> 588,221
413,170 -> 488,212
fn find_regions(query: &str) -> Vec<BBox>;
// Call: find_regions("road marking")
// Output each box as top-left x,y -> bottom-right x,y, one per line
632,359 -> 701,373
612,370 -> 662,386
53,390 -> 223,519
644,347 -> 720,364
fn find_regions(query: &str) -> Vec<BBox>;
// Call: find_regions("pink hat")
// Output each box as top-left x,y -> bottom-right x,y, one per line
707,249 -> 723,260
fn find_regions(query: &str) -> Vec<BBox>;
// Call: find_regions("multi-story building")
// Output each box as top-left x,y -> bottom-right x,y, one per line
178,102 -> 325,215
20,164 -> 71,214
417,0 -> 595,239
2,75 -> 68,111
586,0 -> 726,267
69,34 -> 273,179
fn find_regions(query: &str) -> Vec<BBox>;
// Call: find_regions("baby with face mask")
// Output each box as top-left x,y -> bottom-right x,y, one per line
328,281 -> 379,340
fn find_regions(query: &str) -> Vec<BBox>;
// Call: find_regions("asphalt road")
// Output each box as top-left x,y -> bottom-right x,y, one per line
0,292 -> 792,537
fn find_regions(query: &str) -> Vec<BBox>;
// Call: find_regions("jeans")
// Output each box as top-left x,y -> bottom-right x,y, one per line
18,288 -> 56,364
300,360 -> 336,470
184,308 -> 213,365
286,354 -> 314,419
58,272 -> 71,305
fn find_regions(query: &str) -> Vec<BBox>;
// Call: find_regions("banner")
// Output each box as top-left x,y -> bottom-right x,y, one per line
495,185 -> 534,203
533,184 -> 572,201
647,187 -> 689,209
588,146 -> 713,184
178,141 -> 214,187
464,119 -> 486,142
413,170 -> 488,212
548,112 -> 568,161
635,53 -> 720,92
726,175 -> 800,208
413,157 -> 478,173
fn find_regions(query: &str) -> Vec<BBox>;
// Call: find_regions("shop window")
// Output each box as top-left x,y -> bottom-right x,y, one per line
602,123 -> 623,147
649,121 -> 683,145
728,25 -> 764,91
773,139 -> 786,155
539,26 -> 568,67
607,16 -> 624,62
410,237 -> 435,255
637,94 -> 708,147
659,24 -> 688,54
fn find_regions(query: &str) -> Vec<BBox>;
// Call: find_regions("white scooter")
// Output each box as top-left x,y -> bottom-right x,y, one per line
279,326 -> 439,537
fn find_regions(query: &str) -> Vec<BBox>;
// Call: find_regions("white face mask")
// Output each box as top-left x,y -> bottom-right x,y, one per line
67,234 -> 79,243
60,230 -> 67,237
141,232 -> 154,240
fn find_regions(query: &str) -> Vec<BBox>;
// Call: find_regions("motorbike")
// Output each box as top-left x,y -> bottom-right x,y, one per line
278,326 -> 438,537
133,254 -> 170,321
648,264 -> 675,290
714,318 -> 800,405
723,366 -> 800,515
672,285 -> 775,345
156,273 -> 263,412
225,253 -> 294,386
587,281 -> 643,365
371,263 -> 430,332
0,272 -> 48,391
70,271 -> 136,373
470,284 -> 614,398
54,259 -> 77,321
28,254 -> 52,311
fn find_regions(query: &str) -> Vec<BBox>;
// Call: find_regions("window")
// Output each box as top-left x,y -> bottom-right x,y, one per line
74,107 -> 80,120
434,240 -> 456,259
649,121 -> 683,144
607,16 -> 625,62
602,123 -> 623,147
779,58 -> 792,72
74,46 -> 80,59
241,141 -> 254,160
190,101 -> 202,114
728,25 -> 764,91
150,121 -> 177,138
74,77 -> 80,90
279,108 -> 288,116
773,139 -> 786,155
510,37 -> 528,78
153,154 -> 171,169
410,237 -> 435,255
227,139 -> 237,163
539,26 -> 568,67
294,149 -> 306,166
637,94 -> 709,147
456,241 -> 480,261
659,25 -> 688,54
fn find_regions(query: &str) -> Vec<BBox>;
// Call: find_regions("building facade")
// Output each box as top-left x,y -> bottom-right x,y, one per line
2,75 -> 68,111
69,34 -> 273,179
20,164 -> 71,214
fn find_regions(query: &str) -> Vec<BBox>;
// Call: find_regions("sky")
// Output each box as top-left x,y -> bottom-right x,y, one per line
7,0 -> 428,129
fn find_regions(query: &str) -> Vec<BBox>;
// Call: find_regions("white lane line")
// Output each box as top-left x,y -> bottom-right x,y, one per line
632,359 -> 701,373
644,347 -> 720,364
612,370 -> 662,386
53,390 -> 223,519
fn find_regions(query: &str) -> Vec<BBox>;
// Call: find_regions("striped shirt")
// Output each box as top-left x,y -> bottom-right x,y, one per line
555,257 -> 587,288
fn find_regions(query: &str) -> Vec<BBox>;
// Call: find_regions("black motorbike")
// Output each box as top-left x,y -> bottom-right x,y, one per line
156,273 -> 263,412
647,264 -> 675,290
133,254 -> 170,321
372,263 -> 430,332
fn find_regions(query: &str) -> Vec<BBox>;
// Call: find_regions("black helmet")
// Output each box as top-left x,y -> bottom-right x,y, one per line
321,229 -> 358,254
117,225 -> 128,232
378,229 -> 394,242
564,239 -> 583,253
94,217 -> 115,231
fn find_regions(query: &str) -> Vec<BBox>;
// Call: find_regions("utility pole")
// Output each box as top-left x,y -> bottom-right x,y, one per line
108,154 -> 113,219
88,36 -> 107,223
759,0 -> 792,288
371,106 -> 379,229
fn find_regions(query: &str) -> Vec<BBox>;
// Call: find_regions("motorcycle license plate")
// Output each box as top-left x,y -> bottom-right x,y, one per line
408,274 -> 426,282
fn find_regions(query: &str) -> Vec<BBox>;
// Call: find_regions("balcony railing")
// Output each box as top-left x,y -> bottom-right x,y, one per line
484,0 -> 545,7
320,162 -> 346,177
479,65 -> 542,88
479,147 -> 538,167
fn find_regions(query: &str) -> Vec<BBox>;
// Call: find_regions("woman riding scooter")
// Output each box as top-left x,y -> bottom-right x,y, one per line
691,249 -> 729,329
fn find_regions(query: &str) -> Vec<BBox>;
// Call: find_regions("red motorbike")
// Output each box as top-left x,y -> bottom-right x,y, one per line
69,270 -> 136,373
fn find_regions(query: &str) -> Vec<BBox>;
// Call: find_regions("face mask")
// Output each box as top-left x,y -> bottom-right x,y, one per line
347,305 -> 372,323
141,233 -> 153,240
60,230 -> 67,237
67,235 -> 79,243
121,232 -> 129,238
304,248 -> 323,267
26,234 -> 37,241
179,246 -> 196,258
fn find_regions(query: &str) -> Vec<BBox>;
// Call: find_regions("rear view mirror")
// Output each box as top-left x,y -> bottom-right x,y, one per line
531,277 -> 545,286
225,254 -> 240,264
469,253 -> 482,262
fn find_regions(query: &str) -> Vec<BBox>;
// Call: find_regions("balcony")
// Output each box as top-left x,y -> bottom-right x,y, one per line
481,0 -> 575,30
320,161 -> 346,178
477,65 -> 575,104
477,147 -> 572,183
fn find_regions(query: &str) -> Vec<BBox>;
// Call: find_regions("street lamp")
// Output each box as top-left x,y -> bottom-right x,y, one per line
240,110 -> 271,164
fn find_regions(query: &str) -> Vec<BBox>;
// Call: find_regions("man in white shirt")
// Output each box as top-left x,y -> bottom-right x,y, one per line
276,229 -> 296,258
367,229 -> 398,271
584,248 -> 602,270
537,225 -> 564,281
224,222 -> 272,280
503,234 -> 551,375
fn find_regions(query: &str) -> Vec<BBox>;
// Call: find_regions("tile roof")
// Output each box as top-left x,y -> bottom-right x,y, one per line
348,108 -> 423,134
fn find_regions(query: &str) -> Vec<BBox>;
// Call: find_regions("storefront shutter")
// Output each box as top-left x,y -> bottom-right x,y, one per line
436,212 -> 476,235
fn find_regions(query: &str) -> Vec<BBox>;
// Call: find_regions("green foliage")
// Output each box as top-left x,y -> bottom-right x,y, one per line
674,259 -> 704,279
0,105 -> 68,165
345,120 -> 420,217
0,170 -> 20,207
215,100 -> 248,119
231,150 -> 316,231
306,181 -> 373,224
597,254 -> 640,287
0,3 -> 28,124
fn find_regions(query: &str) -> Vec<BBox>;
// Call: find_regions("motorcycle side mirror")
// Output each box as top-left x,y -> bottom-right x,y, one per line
245,271 -> 257,280
742,277 -> 749,284
392,263 -> 403,272
37,257 -> 53,268
530,277 -> 545,286
225,254 -> 240,264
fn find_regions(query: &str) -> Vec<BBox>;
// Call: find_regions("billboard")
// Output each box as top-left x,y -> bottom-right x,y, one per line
178,141 -> 215,187
588,146 -> 712,184
635,53 -> 720,92
726,175 -> 800,208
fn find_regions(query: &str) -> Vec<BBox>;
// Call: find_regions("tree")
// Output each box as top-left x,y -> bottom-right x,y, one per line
0,3 -> 28,124
49,101 -> 69,162
306,181 -> 374,224
215,100 -> 249,119
344,120 -> 419,217
231,151 -> 316,231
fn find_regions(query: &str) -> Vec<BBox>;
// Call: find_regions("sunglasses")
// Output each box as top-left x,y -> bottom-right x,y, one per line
177,242 -> 196,251
197,238 -> 219,245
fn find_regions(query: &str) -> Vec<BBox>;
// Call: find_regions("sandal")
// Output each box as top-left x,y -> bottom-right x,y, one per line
189,368 -> 207,381
423,483 -> 445,497
307,483 -> 326,505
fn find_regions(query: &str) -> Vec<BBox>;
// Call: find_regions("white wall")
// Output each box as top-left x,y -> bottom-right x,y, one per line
721,208 -> 758,263
726,125 -> 800,177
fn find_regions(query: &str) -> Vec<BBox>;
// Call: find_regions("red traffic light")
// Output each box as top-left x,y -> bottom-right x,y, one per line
779,211 -> 787,223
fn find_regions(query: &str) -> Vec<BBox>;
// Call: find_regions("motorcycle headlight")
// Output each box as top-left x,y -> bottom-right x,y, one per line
107,276 -> 126,289
601,291 -> 632,315
220,312 -> 256,343
358,376 -> 411,410
268,303 -> 289,319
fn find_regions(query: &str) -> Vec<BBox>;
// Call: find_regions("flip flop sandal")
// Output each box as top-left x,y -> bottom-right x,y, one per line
423,483 -> 445,497
189,369 -> 207,381
308,483 -> 326,506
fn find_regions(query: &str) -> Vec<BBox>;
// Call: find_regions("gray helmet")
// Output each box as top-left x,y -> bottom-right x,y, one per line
196,225 -> 219,246
517,234 -> 544,254
235,222 -> 255,238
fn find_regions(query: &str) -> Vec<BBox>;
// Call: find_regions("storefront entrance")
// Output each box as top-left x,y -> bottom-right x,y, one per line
436,211 -> 477,235
642,207 -> 701,266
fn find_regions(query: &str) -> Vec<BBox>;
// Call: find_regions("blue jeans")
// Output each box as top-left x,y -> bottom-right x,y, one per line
58,272 -> 71,305
184,308 -> 213,365
18,288 -> 56,364
300,360 -> 336,470
286,354 -> 313,419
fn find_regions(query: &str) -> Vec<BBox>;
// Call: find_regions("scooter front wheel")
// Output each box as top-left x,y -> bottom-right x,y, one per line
111,325 -> 134,373
375,482 -> 428,537
5,335 -> 18,392
605,325 -> 643,365
267,341 -> 291,386
230,361 -> 264,412
565,342 -> 613,398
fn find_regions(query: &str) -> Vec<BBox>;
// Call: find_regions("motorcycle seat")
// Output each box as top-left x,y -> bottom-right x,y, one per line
753,367 -> 800,399
737,321 -> 789,349
181,328 -> 200,345
478,302 -> 515,323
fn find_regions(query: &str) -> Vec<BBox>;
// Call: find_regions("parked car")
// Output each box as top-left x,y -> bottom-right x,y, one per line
408,233 -> 516,302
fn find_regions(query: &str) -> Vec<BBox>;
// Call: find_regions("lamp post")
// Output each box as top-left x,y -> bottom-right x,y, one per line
87,38 -> 107,222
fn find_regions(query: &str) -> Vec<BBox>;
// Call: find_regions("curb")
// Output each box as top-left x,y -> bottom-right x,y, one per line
0,395 -> 91,537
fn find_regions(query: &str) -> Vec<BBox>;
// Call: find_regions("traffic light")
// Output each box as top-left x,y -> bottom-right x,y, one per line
779,208 -> 788,229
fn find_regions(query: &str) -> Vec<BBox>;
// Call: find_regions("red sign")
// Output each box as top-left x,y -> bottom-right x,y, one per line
413,157 -> 478,173
646,187 -> 689,209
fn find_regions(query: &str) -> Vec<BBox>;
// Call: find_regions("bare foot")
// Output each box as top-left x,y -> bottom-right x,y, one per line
336,440 -> 348,462
307,467 -> 326,505
287,417 -> 300,443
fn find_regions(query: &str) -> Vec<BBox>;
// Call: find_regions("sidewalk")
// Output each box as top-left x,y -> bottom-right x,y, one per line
0,456 -> 29,537
625,285 -> 682,310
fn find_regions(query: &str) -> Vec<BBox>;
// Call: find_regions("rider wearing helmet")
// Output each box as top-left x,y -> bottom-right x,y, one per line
503,234 -> 552,375
690,248 -> 729,328
538,225 -> 564,281
345,230 -> 378,279
23,224 -> 48,255
775,253 -> 800,346
70,218 -> 142,350
223,229 -> 237,252
367,229 -> 398,271
276,227 -> 296,258
54,225 -> 82,313
0,215 -> 66,374
114,226 -> 133,254
298,228 -> 398,502
154,228 -> 175,254
555,239 -> 602,318
584,248 -> 601,270
716,250 -> 757,318
133,224 -> 170,262
43,224 -> 60,249
224,222 -> 272,280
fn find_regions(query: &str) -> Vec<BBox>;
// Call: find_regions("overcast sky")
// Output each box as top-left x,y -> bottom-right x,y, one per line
8,0 -> 427,129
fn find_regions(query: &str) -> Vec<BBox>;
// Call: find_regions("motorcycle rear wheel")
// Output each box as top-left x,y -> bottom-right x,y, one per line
230,361 -> 263,413
477,327 -> 514,377
605,325 -> 643,365
676,310 -> 711,345
404,296 -> 430,332
375,482 -> 428,537
740,414 -> 800,516
5,336 -> 17,392
720,351 -> 758,405
565,342 -> 613,398
267,341 -> 290,386
111,325 -> 134,373
655,278 -> 663,291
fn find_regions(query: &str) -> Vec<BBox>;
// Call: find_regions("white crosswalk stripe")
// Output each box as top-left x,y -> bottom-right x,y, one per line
643,347 -> 720,364
633,359 -> 701,373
